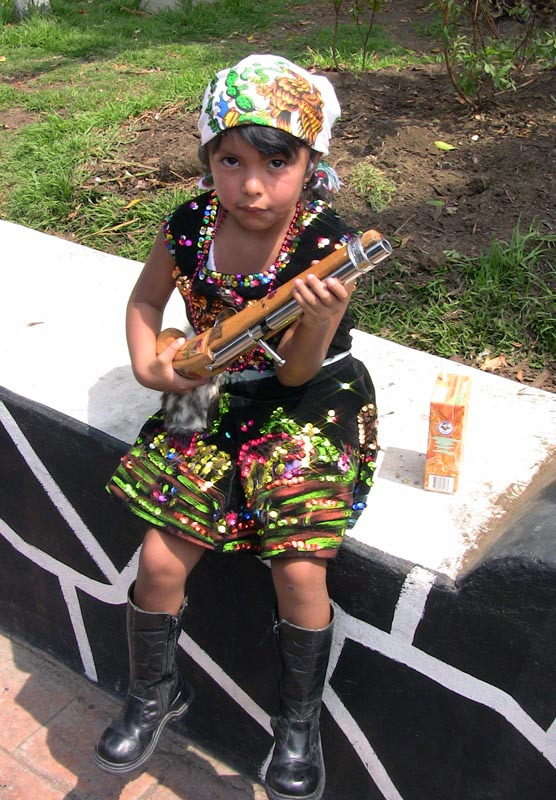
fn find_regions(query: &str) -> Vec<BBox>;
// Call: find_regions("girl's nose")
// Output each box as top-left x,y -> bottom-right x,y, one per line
242,171 -> 263,196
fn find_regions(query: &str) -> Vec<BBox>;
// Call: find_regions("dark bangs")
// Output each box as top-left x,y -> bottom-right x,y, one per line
200,125 -> 309,166
235,125 -> 304,159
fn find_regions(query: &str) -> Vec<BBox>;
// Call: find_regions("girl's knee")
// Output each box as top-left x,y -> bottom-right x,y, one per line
273,556 -> 327,580
138,529 -> 188,587
271,557 -> 328,598
271,558 -> 330,628
134,529 -> 206,613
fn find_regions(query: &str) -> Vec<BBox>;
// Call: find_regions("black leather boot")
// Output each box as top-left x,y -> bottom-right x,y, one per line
264,610 -> 334,800
94,584 -> 194,773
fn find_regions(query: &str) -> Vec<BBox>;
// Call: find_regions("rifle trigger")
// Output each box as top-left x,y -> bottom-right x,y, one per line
247,330 -> 286,366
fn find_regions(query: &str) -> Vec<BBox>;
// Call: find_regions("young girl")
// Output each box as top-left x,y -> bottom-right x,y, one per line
95,54 -> 378,800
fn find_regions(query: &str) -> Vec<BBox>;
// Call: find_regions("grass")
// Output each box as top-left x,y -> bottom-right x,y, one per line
348,161 -> 396,213
352,225 -> 556,370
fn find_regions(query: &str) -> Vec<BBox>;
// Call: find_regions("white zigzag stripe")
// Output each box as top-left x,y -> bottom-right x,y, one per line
0,401 -> 120,583
180,630 -> 273,735
334,605 -> 556,769
323,687 -> 405,800
390,566 -> 437,643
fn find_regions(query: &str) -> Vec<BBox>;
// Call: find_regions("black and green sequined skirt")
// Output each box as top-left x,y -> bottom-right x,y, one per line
107,355 -> 377,559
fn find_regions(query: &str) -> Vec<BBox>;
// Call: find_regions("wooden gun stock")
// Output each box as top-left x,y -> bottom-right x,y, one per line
156,229 -> 392,379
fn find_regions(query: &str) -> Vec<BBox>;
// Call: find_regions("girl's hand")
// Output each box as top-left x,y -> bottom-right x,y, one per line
135,336 -> 210,394
292,273 -> 350,329
275,268 -> 353,385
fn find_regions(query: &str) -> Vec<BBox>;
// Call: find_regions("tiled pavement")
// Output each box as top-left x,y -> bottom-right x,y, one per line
0,631 -> 267,800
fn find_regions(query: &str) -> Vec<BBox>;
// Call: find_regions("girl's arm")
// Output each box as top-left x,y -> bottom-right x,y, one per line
275,272 -> 354,386
126,227 -> 208,394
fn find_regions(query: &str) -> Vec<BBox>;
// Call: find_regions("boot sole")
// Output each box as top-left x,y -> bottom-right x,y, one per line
94,692 -> 193,774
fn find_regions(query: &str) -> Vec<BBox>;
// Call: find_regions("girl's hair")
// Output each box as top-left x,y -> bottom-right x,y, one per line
199,124 -> 327,201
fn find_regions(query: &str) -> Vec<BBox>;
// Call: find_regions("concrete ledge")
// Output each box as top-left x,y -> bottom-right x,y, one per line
1,220 -> 556,798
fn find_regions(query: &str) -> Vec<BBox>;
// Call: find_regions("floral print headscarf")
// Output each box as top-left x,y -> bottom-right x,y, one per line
198,54 -> 341,155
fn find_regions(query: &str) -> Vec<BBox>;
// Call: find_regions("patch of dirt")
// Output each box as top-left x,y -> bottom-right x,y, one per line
83,0 -> 556,391
0,107 -> 40,130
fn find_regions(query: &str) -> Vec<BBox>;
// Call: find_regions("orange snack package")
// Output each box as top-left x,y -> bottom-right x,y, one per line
424,373 -> 471,494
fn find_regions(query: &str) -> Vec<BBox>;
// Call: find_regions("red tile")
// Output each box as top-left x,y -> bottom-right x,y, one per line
0,633 -> 263,800
0,639 -> 76,751
17,693 -> 159,798
0,750 -> 66,800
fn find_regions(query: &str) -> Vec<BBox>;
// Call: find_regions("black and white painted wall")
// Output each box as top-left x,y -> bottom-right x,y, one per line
1,221 -> 556,798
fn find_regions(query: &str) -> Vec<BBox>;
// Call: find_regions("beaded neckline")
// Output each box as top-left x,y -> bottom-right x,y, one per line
194,193 -> 307,292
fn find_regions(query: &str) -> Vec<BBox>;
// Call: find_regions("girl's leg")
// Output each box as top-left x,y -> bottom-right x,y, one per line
271,557 -> 330,629
134,527 -> 205,614
95,528 -> 204,774
265,556 -> 333,800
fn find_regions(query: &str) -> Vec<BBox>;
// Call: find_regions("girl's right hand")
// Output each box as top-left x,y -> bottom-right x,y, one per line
134,336 -> 210,394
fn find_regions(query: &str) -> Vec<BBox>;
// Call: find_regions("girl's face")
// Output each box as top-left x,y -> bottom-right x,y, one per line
208,129 -> 312,233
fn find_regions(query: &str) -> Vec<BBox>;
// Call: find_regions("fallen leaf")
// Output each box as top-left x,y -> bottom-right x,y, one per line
532,370 -> 549,388
480,354 -> 508,372
123,198 -> 141,210
67,203 -> 82,220
0,56 -> 6,62
517,369 -> 524,382
434,140 -> 457,151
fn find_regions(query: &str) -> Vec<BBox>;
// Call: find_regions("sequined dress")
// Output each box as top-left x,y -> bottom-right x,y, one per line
107,192 -> 378,559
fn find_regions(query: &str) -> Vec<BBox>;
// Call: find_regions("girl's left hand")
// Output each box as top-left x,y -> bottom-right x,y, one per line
291,273 -> 351,328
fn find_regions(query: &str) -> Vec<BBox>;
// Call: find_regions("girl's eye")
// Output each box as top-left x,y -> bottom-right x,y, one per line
269,158 -> 287,169
222,156 -> 239,166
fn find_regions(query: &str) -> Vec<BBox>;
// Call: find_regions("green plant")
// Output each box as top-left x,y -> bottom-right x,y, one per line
436,0 -> 556,108
349,162 -> 396,212
447,224 -> 556,355
331,0 -> 388,71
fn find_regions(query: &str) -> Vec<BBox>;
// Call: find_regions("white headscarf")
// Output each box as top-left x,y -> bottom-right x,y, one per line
198,54 -> 341,155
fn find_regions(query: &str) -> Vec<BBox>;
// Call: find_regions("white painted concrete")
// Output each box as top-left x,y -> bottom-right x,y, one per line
2,219 -> 555,578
